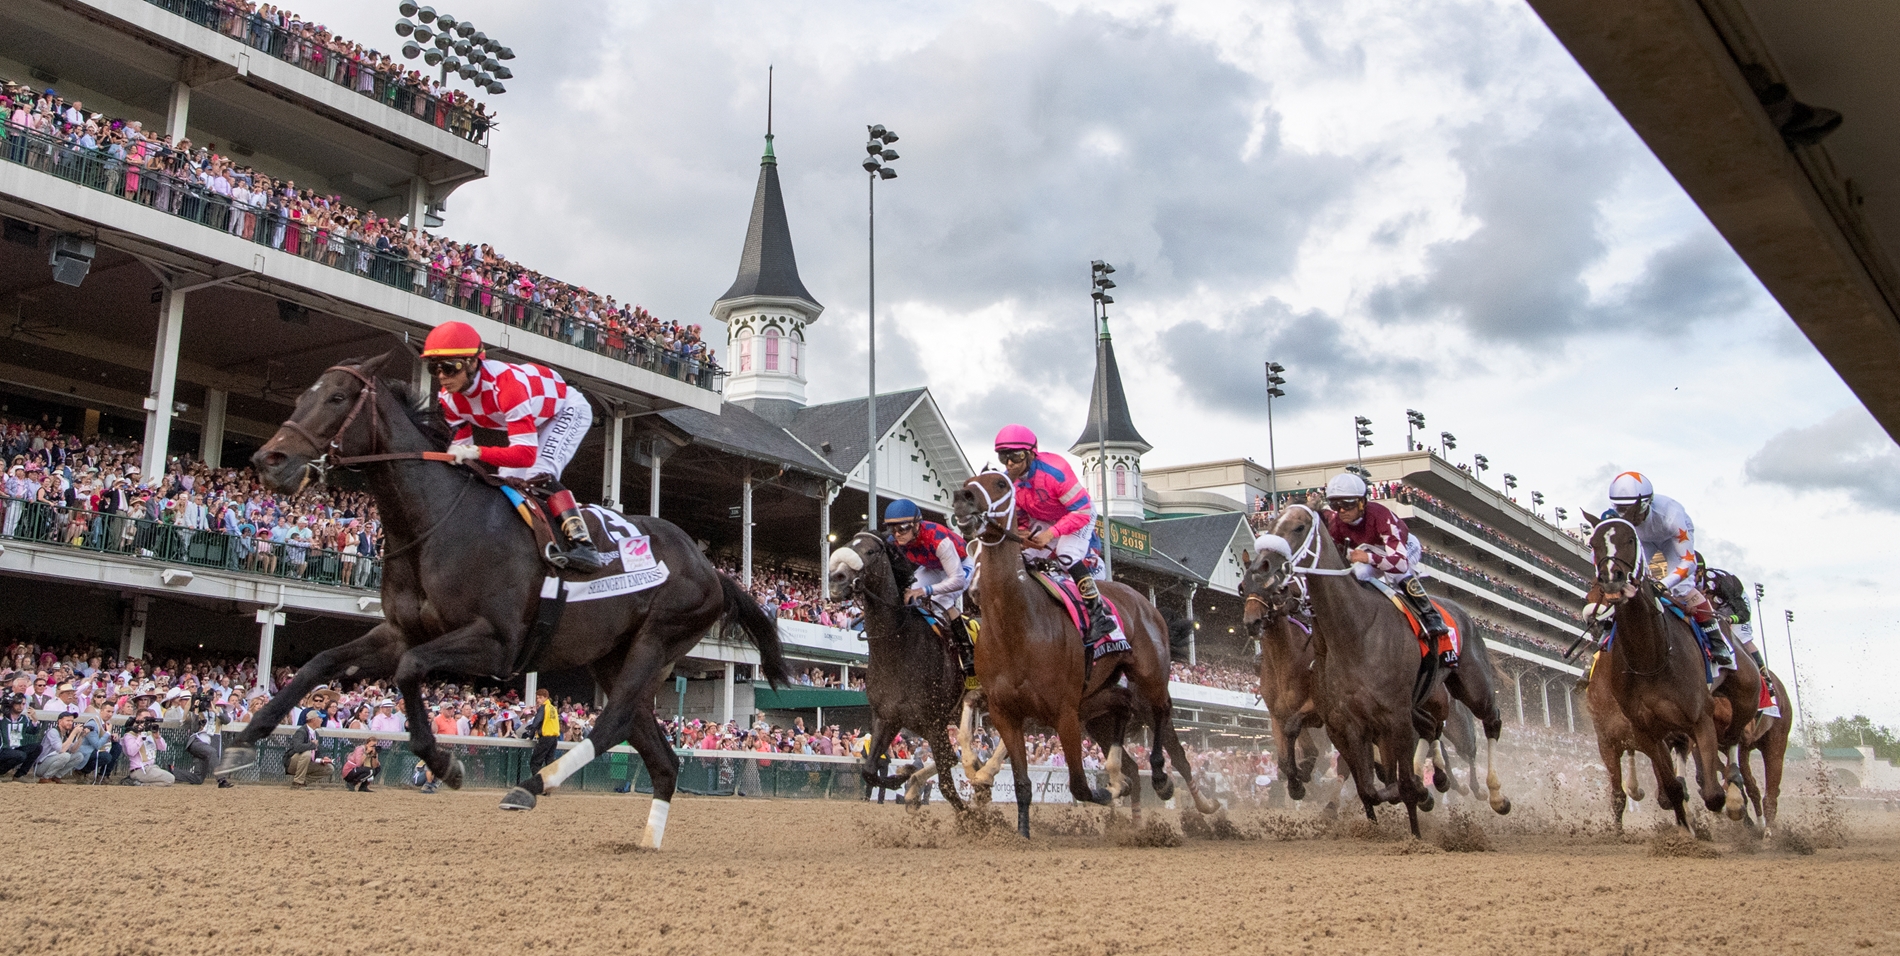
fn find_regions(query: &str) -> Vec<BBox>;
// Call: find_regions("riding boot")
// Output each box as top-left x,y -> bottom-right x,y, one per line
1069,565 -> 1116,642
949,616 -> 978,684
545,490 -> 607,573
1699,619 -> 1735,669
1745,646 -> 1767,671
1401,577 -> 1451,641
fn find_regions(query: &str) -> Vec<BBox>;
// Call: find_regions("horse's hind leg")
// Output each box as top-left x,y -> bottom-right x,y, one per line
926,723 -> 966,814
1158,710 -> 1220,814
221,623 -> 406,773
1481,730 -> 1512,815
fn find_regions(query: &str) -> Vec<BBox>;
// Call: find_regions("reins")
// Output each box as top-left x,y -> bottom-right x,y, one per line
1282,504 -> 1356,578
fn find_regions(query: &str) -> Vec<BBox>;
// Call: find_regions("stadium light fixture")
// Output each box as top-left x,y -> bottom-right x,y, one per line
1264,361 -> 1286,511
397,4 -> 510,94
864,121 -> 900,531
1091,258 -> 1118,579
1405,409 -> 1425,450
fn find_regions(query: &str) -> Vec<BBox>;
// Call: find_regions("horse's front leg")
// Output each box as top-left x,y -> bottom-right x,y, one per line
1690,716 -> 1727,814
1056,709 -> 1102,807
926,725 -> 967,814
393,620 -> 504,790
219,623 -> 407,775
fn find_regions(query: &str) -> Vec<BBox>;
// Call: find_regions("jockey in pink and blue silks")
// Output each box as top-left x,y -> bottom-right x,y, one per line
995,425 -> 1119,644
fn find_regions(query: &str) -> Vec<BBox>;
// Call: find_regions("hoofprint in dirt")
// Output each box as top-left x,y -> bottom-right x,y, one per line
8,787 -> 1900,956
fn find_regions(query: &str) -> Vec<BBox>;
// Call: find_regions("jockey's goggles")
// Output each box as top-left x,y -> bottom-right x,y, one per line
1327,497 -> 1365,511
997,449 -> 1032,465
884,518 -> 919,534
426,359 -> 474,378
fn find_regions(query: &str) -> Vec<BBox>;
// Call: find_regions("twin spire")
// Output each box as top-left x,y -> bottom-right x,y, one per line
717,66 -> 816,306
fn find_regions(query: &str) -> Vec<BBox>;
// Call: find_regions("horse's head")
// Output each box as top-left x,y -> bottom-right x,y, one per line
252,351 -> 395,493
826,531 -> 911,607
1580,512 -> 1640,620
952,471 -> 1015,544
1238,532 -> 1296,632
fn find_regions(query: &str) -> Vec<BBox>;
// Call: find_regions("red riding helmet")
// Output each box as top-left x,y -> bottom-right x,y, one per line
421,321 -> 484,359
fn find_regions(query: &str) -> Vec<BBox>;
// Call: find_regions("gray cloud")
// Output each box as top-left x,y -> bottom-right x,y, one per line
1745,407 -> 1900,511
1160,299 -> 1416,416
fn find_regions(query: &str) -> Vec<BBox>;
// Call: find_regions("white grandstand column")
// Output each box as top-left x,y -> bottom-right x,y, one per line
721,662 -> 735,724
141,288 -> 186,482
648,447 -> 661,518
255,606 -> 284,692
406,176 -> 428,229
819,481 -> 835,600
166,80 -> 190,142
741,473 -> 753,588
1185,583 -> 1198,666
1540,675 -> 1553,728
1511,666 -> 1525,726
199,388 -> 227,469
601,410 -> 624,512
1564,682 -> 1576,733
840,662 -> 850,687
524,672 -> 538,702
121,594 -> 150,660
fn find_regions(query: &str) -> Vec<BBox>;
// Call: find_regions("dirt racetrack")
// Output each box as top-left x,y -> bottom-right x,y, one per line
6,783 -> 1898,956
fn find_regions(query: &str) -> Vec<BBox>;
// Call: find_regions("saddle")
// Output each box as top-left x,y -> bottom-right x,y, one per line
1363,578 -> 1461,660
1026,561 -> 1127,657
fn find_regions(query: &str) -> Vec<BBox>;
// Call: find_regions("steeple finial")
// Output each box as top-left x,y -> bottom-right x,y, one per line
763,65 -> 776,164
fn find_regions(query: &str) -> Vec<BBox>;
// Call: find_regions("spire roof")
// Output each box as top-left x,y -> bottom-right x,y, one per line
718,136 -> 818,306
1071,333 -> 1151,453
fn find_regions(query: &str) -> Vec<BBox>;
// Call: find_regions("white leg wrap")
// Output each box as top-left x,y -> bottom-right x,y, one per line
642,799 -> 671,850
540,739 -> 596,789
1105,745 -> 1125,798
1412,739 -> 1430,780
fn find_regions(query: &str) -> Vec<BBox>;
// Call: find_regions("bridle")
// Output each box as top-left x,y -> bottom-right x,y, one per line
1281,504 -> 1355,578
276,363 -> 454,490
962,470 -> 1023,548
1588,517 -> 1642,601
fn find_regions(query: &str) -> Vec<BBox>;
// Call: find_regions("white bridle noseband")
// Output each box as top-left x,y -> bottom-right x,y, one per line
1282,504 -> 1355,578
966,470 -> 1018,546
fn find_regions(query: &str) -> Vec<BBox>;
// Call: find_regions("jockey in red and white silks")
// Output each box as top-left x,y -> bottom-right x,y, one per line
421,321 -> 605,572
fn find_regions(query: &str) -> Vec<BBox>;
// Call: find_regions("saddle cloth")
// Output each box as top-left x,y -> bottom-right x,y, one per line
489,480 -> 644,577
1029,566 -> 1128,655
1364,579 -> 1461,660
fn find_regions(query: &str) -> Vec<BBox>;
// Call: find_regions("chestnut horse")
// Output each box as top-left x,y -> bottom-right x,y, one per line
1579,515 -> 1761,827
1258,506 -> 1512,836
952,471 -> 1217,838
1584,654 -> 1649,832
1736,670 -> 1793,837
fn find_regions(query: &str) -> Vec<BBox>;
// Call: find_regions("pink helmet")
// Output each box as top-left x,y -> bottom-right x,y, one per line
994,424 -> 1038,451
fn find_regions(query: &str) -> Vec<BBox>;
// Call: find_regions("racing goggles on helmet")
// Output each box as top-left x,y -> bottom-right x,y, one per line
997,448 -> 1033,466
426,358 -> 475,378
884,517 -> 919,535
1327,496 -> 1365,511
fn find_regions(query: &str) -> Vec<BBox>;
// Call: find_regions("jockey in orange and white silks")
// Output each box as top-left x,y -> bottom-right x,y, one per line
421,321 -> 606,572
1607,471 -> 1732,669
994,424 -> 1118,644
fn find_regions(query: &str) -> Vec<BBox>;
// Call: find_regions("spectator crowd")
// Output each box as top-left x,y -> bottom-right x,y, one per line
1,79 -> 719,388
3,416 -> 382,588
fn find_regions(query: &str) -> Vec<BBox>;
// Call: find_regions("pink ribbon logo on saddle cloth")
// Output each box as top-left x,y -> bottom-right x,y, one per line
1032,569 -> 1126,647
1388,595 -> 1462,660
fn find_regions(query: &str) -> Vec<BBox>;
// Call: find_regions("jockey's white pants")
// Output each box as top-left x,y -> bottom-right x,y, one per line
914,559 -> 973,615
1352,534 -> 1424,588
499,393 -> 593,483
1019,519 -> 1093,572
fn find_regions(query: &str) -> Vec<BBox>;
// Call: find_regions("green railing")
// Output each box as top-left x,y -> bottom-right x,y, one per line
0,494 -> 381,590
201,725 -> 871,797
139,0 -> 493,144
0,121 -> 724,392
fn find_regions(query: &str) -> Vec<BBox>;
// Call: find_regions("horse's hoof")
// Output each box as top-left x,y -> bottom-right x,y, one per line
1433,769 -> 1450,793
215,745 -> 258,776
1419,794 -> 1436,813
1492,798 -> 1512,816
1152,776 -> 1175,801
443,760 -> 467,791
1286,780 -> 1306,801
499,787 -> 538,811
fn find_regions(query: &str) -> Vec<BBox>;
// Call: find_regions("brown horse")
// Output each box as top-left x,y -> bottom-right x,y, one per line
951,471 -> 1216,838
1580,515 -> 1762,827
1241,572 -> 1328,801
1735,669 -> 1793,837
1584,651 -> 1649,832
1257,506 -> 1512,836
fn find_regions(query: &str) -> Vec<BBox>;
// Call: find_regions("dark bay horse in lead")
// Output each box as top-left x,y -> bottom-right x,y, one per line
220,352 -> 788,849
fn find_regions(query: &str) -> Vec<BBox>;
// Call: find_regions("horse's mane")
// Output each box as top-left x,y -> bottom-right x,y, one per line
382,377 -> 451,450
881,536 -> 917,591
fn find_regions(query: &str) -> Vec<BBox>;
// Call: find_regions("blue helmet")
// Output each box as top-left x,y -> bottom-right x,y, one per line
883,499 -> 921,525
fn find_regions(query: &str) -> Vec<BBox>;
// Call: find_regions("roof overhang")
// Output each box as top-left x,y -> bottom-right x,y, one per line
1525,0 -> 1900,441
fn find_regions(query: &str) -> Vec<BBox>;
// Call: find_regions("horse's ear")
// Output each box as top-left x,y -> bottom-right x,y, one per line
1582,510 -> 1602,529
1240,549 -> 1253,569
357,350 -> 396,376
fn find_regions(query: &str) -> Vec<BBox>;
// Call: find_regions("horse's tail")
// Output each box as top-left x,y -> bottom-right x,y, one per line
1162,610 -> 1194,664
719,572 -> 791,689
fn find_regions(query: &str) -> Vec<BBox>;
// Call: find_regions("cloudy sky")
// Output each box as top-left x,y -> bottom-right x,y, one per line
325,0 -> 1894,722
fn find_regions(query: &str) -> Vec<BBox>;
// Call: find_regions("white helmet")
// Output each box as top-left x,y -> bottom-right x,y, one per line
1324,472 -> 1368,500
1607,471 -> 1654,507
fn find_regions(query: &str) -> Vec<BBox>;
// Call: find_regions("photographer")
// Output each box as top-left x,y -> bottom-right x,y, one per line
0,694 -> 36,779
173,691 -> 229,787
33,711 -> 85,782
122,713 -> 172,786
340,737 -> 381,792
284,709 -> 333,787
